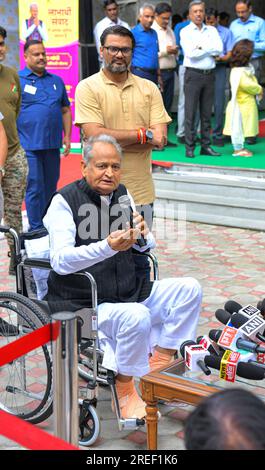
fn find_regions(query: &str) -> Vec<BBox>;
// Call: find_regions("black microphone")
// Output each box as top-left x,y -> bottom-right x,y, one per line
204,354 -> 265,380
226,300 -> 261,320
230,313 -> 265,343
209,328 -> 265,354
224,300 -> 242,314
118,195 -> 147,248
257,299 -> 265,317
215,308 -> 231,325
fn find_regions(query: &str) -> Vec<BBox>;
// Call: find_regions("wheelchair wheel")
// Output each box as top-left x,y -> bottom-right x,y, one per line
0,291 -> 53,424
79,403 -> 101,447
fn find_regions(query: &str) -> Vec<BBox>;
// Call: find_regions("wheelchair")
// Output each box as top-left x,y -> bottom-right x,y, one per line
0,225 -> 159,446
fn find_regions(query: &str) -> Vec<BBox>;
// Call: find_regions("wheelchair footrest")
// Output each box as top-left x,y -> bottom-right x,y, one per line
119,418 -> 145,430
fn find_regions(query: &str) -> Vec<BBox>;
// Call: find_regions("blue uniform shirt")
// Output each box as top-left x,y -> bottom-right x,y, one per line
230,14 -> 265,58
131,23 -> 159,69
17,67 -> 70,151
217,24 -> 234,57
174,20 -> 190,65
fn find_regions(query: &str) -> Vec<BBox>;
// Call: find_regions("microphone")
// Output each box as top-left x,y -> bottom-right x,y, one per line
215,308 -> 232,325
204,354 -> 265,380
225,300 -> 261,320
224,300 -> 242,314
257,299 -> 265,317
209,328 -> 265,354
230,313 -> 265,344
196,335 -> 221,356
118,195 -> 147,248
180,340 -> 211,375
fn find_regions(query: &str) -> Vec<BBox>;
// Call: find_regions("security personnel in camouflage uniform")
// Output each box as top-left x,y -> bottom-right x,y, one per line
0,26 -> 28,274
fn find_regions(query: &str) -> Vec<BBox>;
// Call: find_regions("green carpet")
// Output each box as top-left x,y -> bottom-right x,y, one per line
153,116 -> 265,170
66,113 -> 265,170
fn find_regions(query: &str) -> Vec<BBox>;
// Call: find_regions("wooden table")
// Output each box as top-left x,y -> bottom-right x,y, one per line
140,359 -> 220,450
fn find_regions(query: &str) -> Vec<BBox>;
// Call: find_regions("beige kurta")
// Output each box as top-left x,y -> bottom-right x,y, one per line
223,68 -> 262,138
75,70 -> 171,205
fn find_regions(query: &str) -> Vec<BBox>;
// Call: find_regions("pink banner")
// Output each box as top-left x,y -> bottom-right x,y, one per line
19,41 -> 79,143
18,1 -> 80,144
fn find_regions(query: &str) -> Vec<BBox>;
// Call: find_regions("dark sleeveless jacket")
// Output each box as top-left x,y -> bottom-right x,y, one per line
45,179 -> 152,312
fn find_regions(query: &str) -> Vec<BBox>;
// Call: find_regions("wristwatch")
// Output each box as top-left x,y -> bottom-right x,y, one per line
145,129 -> 153,142
0,166 -> 5,177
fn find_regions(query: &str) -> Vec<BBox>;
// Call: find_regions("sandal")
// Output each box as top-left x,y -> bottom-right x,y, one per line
232,149 -> 253,157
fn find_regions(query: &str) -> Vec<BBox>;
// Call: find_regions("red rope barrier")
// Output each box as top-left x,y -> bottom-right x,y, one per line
0,410 -> 79,450
0,322 -> 59,367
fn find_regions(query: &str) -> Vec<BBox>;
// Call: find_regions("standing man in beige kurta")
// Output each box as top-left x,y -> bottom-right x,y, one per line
75,25 -> 171,278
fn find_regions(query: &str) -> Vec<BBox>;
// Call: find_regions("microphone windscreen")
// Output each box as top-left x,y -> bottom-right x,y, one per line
215,309 -> 231,325
208,329 -> 222,342
224,300 -> 242,314
204,354 -> 265,380
257,299 -> 265,315
180,340 -> 197,358
230,312 -> 248,329
237,362 -> 265,380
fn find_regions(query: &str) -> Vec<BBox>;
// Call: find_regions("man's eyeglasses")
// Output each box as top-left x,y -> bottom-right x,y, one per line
103,46 -> 132,56
0,41 -> 5,47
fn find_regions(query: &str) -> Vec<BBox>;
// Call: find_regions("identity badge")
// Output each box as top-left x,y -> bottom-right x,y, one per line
24,84 -> 37,95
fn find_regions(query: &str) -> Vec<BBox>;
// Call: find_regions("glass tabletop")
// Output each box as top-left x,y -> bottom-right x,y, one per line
161,360 -> 265,399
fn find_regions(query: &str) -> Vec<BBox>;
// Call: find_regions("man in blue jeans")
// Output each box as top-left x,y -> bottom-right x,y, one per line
17,40 -> 72,230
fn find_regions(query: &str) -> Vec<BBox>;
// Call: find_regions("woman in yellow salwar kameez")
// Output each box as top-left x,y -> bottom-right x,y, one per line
223,39 -> 263,157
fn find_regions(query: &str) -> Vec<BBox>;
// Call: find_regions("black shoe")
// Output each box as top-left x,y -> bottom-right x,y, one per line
200,146 -> 221,156
177,136 -> 185,144
212,137 -> 224,147
245,137 -> 257,145
166,141 -> 178,147
0,318 -> 19,336
186,149 -> 195,158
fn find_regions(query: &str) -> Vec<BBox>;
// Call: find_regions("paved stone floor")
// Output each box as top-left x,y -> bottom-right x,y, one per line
1,218 -> 265,450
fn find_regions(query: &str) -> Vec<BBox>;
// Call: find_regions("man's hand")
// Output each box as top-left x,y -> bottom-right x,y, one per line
167,45 -> 178,55
62,136 -> 71,156
34,18 -> 40,26
150,127 -> 167,149
133,211 -> 149,240
107,228 -> 140,251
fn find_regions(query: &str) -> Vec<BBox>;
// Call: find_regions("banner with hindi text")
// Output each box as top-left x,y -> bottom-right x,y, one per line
18,0 -> 80,143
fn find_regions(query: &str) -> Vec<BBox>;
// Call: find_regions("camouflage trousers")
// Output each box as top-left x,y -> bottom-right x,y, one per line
1,146 -> 28,248
0,185 -> 3,221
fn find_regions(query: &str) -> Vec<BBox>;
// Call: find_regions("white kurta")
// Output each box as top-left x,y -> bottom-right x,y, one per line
44,192 -> 202,377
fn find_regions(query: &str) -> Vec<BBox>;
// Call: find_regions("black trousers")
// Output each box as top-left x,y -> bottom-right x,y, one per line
161,69 -> 175,113
184,68 -> 215,151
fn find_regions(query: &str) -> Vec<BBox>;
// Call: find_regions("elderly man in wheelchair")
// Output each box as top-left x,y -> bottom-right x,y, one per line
0,134 -> 202,444
43,134 -> 202,416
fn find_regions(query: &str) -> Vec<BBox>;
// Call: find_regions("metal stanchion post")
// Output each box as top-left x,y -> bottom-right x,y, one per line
52,312 -> 79,447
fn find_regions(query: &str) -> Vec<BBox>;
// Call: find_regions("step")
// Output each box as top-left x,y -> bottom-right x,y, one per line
153,170 -> 265,230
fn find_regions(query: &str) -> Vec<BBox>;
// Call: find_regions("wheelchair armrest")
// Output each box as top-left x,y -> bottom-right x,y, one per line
20,228 -> 48,242
0,224 -> 12,234
23,257 -> 52,270
132,249 -> 159,281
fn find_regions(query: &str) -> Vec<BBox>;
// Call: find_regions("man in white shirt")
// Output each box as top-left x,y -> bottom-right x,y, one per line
152,2 -> 178,115
43,134 -> 202,420
94,0 -> 130,67
180,0 -> 223,158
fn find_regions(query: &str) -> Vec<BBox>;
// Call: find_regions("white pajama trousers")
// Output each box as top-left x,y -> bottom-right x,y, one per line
97,277 -> 202,377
